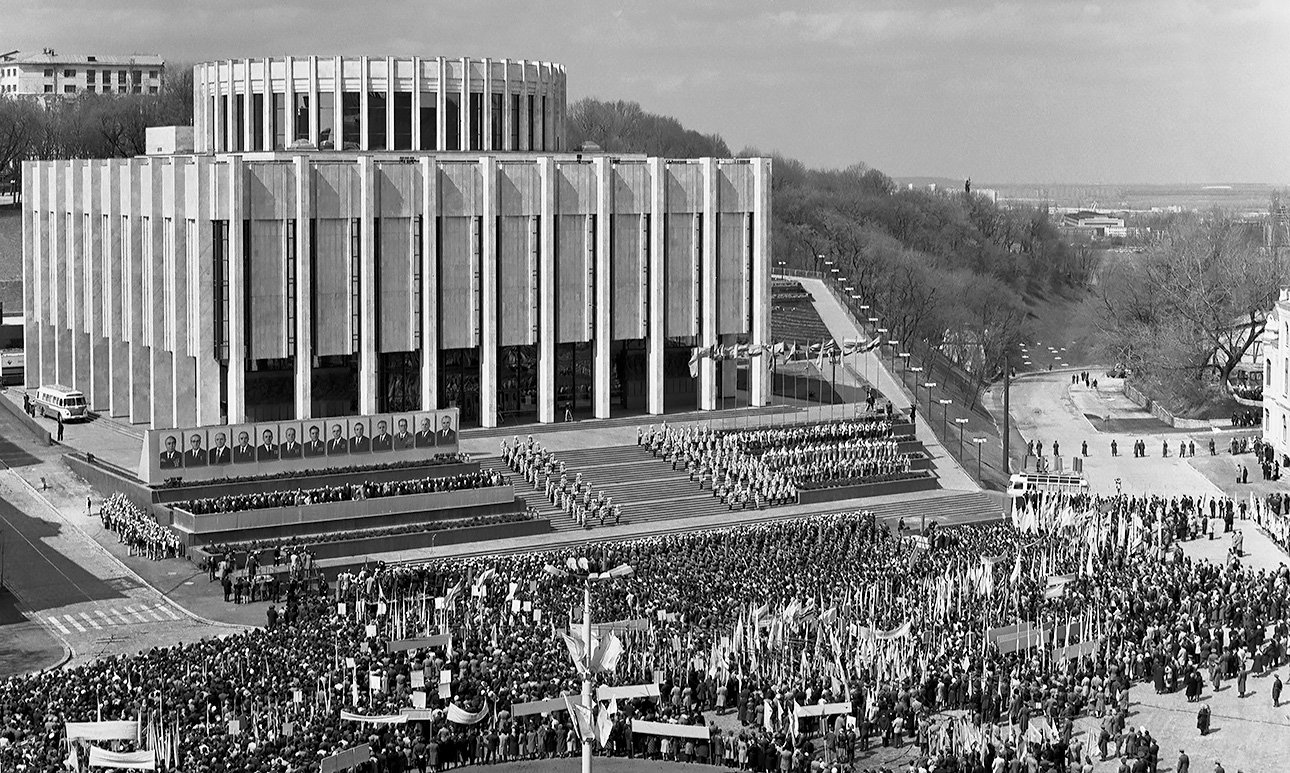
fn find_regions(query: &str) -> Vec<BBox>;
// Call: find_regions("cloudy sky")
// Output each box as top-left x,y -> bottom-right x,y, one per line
9,0 -> 1288,183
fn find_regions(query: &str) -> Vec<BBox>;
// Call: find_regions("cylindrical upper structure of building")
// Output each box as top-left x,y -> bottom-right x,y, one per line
193,56 -> 567,155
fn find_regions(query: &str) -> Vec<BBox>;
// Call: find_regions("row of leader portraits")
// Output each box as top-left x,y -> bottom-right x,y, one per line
159,414 -> 457,469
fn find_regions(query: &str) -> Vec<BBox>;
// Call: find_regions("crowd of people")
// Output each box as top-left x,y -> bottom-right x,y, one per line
99,492 -> 186,560
643,417 -> 918,508
6,482 -> 1287,773
172,471 -> 508,515
501,437 -> 622,529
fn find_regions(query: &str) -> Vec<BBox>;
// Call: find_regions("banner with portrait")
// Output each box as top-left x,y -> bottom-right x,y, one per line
139,408 -> 460,486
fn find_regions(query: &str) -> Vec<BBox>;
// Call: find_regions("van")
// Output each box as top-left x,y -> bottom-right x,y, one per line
34,384 -> 88,422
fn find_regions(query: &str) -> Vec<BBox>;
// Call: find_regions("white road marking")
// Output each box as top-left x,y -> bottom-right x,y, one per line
64,614 -> 86,632
156,604 -> 180,620
127,605 -> 149,623
112,608 -> 133,625
95,610 -> 112,626
47,616 -> 71,635
81,612 -> 102,630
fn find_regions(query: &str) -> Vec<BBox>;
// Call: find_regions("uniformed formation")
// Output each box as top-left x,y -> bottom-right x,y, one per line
501,437 -> 622,529
100,493 -> 185,560
642,416 -> 920,509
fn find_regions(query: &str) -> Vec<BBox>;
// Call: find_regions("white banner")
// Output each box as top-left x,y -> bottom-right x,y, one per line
445,704 -> 490,725
88,746 -> 155,770
339,710 -> 407,725
631,720 -> 711,740
794,701 -> 853,718
65,721 -> 139,742
596,684 -> 661,701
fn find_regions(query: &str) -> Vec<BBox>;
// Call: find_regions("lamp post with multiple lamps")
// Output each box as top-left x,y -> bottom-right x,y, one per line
955,417 -> 969,456
938,398 -> 953,437
543,557 -> 635,773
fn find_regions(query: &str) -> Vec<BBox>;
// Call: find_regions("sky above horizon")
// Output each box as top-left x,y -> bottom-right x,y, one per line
9,0 -> 1288,184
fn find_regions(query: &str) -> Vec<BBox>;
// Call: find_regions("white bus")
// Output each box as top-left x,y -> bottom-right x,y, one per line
34,385 -> 88,422
1007,472 -> 1088,500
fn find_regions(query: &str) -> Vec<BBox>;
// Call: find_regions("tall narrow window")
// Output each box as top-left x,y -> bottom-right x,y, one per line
468,92 -> 483,151
213,220 -> 230,361
293,93 -> 310,143
163,217 -> 174,350
251,93 -> 265,151
412,216 -> 422,346
141,216 -> 152,344
490,93 -> 503,150
342,92 -> 361,149
445,94 -> 461,151
350,219 -> 361,352
272,92 -> 286,150
509,94 -> 520,150
526,95 -> 534,150
318,92 -> 335,149
286,220 -> 297,354
539,96 -> 548,150
419,91 -> 437,150
393,92 -> 412,150
367,90 -> 387,149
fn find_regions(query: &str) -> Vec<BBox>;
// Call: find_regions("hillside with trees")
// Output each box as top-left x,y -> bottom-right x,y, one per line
568,97 -> 1095,390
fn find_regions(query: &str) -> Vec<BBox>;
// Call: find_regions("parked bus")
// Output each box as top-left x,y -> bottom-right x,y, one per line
34,385 -> 88,422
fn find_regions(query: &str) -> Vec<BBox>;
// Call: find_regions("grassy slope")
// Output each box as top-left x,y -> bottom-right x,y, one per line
0,206 -> 21,313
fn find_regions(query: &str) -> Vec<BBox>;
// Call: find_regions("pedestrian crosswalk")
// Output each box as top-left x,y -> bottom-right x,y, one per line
45,602 -> 182,636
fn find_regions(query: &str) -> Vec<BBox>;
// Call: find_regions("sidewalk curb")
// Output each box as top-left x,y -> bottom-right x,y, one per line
4,463 -> 248,634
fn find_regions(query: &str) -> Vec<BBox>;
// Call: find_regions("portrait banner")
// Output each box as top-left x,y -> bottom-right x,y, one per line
139,409 -> 460,486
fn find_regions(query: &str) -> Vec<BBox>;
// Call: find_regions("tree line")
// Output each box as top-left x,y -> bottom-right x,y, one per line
567,98 -> 1101,395
0,66 -> 193,189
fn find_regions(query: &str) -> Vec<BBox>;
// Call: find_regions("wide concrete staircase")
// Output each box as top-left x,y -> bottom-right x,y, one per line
480,443 -> 997,534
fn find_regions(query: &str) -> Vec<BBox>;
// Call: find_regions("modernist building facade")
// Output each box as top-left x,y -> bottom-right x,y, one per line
193,57 -> 565,154
23,57 -> 772,431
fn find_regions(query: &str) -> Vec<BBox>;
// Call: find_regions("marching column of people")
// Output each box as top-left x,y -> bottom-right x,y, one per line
501,436 -> 622,529
99,492 -> 186,560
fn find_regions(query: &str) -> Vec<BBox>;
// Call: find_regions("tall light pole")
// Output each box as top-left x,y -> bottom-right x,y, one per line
921,381 -> 937,411
543,558 -> 635,773
973,437 -> 988,481
898,353 -> 911,381
938,398 -> 953,437
955,417 -> 969,456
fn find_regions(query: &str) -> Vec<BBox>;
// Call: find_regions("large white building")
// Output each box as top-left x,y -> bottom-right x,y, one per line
23,55 -> 773,431
0,50 -> 164,97
1262,290 -> 1290,463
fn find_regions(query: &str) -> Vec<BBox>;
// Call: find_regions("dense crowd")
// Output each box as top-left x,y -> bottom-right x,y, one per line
100,493 -> 186,560
172,471 -> 507,515
6,485 -> 1288,773
644,417 -> 918,508
501,437 -> 622,529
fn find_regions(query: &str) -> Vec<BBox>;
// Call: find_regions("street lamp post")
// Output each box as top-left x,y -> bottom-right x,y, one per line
955,417 -> 969,456
938,398 -> 953,437
973,437 -> 988,480
899,353 -> 911,380
921,381 -> 937,410
543,558 -> 635,773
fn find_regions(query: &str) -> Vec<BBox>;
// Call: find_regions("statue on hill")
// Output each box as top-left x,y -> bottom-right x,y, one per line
964,178 -> 971,195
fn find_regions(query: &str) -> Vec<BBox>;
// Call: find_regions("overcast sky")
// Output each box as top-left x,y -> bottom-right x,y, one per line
9,0 -> 1288,183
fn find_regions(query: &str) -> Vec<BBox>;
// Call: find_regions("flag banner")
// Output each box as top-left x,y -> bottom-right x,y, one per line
399,709 -> 436,721
631,720 -> 711,740
794,701 -> 853,717
873,620 -> 911,640
438,683 -> 452,699
87,747 -> 155,770
1046,573 -> 1077,586
439,669 -> 453,685
369,674 -> 383,692
364,624 -> 377,638
412,691 -> 427,710
410,670 -> 425,688
597,683 -> 660,700
564,696 -> 596,740
511,696 -> 577,717
339,710 -> 408,725
65,721 -> 139,742
386,635 -> 451,653
981,555 -> 1007,566
590,631 -> 624,672
561,632 -> 587,670
320,746 -> 372,773
446,704 -> 490,725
